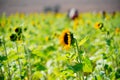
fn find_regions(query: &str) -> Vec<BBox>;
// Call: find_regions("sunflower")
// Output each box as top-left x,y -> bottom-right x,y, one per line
15,27 -> 22,35
10,34 -> 17,42
115,28 -> 120,35
59,29 -> 74,50
94,22 -> 103,29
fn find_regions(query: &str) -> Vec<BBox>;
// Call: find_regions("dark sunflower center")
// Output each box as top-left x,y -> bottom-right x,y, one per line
64,33 -> 68,44
98,23 -> 103,29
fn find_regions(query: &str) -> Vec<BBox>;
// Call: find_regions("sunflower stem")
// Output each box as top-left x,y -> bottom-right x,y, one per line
3,35 -> 11,80
0,67 -> 4,79
75,38 -> 84,80
23,44 -> 32,80
75,39 -> 81,63
21,27 -> 32,80
15,42 -> 22,80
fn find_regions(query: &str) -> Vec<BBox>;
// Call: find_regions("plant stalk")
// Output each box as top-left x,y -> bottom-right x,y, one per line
3,36 -> 11,80
75,39 -> 84,80
15,42 -> 22,80
23,44 -> 32,80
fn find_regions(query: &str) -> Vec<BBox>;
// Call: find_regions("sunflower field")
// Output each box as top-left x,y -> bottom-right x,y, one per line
0,12 -> 120,80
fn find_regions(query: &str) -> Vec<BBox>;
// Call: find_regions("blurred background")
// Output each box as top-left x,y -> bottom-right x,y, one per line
0,0 -> 120,15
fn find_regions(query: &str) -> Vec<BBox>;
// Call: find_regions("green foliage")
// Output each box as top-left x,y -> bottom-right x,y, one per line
68,63 -> 83,73
0,55 -> 7,62
33,63 -> 46,71
78,36 -> 88,46
83,57 -> 93,73
0,12 -> 120,79
32,71 -> 43,80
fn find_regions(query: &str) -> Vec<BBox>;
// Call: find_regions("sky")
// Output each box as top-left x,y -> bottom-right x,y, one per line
0,0 -> 120,15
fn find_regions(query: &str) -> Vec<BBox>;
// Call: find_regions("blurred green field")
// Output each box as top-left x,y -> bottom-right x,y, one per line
0,12 -> 120,80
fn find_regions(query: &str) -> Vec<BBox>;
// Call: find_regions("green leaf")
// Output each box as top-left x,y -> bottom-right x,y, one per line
102,53 -> 108,59
0,55 -> 7,61
37,64 -> 46,71
115,68 -> 120,79
104,64 -> 108,70
32,71 -> 43,80
106,39 -> 111,46
33,63 -> 46,71
60,69 -> 74,77
8,50 -> 19,62
83,57 -> 93,73
95,75 -> 102,80
68,63 -> 83,73
78,36 -> 88,46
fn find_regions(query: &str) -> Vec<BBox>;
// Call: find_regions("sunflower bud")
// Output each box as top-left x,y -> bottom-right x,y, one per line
15,27 -> 22,35
10,34 -> 17,42
24,27 -> 27,31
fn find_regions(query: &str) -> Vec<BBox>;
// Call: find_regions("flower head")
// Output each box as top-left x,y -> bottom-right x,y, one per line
59,29 -> 74,50
94,22 -> 103,29
10,34 -> 17,42
115,28 -> 120,35
15,27 -> 22,35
